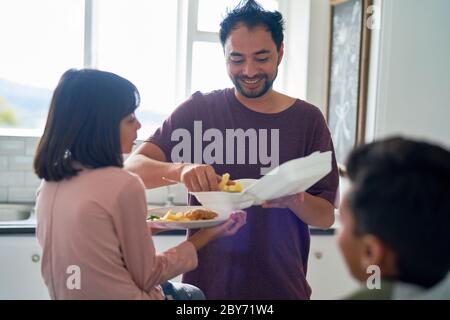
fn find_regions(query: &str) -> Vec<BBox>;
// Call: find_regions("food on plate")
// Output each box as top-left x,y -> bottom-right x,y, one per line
218,173 -> 243,192
184,208 -> 218,220
148,208 -> 219,222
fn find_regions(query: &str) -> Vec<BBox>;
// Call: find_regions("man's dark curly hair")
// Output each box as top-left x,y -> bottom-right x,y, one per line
219,0 -> 285,51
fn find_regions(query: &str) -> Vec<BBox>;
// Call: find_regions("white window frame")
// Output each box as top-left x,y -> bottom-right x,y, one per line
82,0 -> 219,104
184,0 -> 224,97
84,0 -> 288,100
83,0 -> 97,69
1,0 -> 298,137
182,0 -> 286,99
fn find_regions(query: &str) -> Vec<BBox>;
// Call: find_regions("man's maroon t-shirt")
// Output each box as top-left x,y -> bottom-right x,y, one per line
148,88 -> 339,299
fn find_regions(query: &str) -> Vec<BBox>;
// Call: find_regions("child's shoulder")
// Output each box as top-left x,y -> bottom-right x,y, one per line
344,281 -> 395,300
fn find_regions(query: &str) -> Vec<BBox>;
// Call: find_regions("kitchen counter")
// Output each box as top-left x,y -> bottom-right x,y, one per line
0,224 -> 336,236
0,205 -> 339,236
0,224 -> 187,236
0,203 -> 37,234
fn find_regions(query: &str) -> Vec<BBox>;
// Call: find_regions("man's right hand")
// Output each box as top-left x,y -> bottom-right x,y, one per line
180,164 -> 221,192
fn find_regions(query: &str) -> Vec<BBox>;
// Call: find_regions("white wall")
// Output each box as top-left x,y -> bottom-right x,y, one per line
281,0 -> 311,100
372,0 -> 450,148
306,0 -> 450,148
0,136 -> 188,205
305,0 -> 329,114
0,136 -> 40,203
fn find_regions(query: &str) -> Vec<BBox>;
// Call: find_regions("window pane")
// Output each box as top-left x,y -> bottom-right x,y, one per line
97,0 -> 178,136
0,0 -> 84,130
198,0 -> 279,33
191,42 -> 232,94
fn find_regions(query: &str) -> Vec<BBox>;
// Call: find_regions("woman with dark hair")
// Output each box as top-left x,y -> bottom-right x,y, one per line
33,69 -> 246,300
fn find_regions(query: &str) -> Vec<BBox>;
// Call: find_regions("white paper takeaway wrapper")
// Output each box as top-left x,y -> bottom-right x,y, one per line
190,151 -> 333,215
245,151 -> 332,203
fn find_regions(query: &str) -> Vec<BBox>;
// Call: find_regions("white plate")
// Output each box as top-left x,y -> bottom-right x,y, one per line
147,206 -> 226,230
190,151 -> 333,212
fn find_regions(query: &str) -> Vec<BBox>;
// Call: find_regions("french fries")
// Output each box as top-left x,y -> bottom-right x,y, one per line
218,173 -> 243,192
161,210 -> 191,222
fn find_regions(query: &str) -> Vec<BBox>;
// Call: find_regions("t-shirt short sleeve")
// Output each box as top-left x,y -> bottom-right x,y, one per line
146,92 -> 202,162
305,108 -> 340,208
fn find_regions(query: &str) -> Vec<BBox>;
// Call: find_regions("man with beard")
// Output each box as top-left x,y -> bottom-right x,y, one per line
125,0 -> 339,299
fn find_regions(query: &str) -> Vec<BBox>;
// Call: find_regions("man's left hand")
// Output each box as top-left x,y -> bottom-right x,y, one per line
261,192 -> 305,210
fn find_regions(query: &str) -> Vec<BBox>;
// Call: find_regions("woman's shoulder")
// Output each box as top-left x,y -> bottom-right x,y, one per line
92,166 -> 139,178
81,167 -> 145,195
76,167 -> 146,213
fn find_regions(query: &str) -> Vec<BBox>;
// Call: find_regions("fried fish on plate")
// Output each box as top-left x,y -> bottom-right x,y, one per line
184,208 -> 218,221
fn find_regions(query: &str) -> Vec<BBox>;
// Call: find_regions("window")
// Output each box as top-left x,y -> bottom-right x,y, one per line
0,0 -> 283,137
96,0 -> 178,134
197,0 -> 278,33
0,0 -> 84,134
191,41 -> 229,94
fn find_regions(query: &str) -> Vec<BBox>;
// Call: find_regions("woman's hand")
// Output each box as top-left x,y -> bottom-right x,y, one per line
187,211 -> 247,251
146,221 -> 167,235
200,210 -> 247,238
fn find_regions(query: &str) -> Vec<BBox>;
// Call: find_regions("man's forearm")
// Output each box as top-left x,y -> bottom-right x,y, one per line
124,154 -> 184,189
289,193 -> 335,230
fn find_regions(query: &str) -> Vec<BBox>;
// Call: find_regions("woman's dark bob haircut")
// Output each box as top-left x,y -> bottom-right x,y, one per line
34,69 -> 140,182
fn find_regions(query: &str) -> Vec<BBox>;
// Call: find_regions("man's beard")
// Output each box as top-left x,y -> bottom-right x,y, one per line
231,70 -> 278,99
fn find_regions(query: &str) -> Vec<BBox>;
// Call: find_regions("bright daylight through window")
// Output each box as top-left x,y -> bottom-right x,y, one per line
0,0 -> 84,134
0,0 -> 278,137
